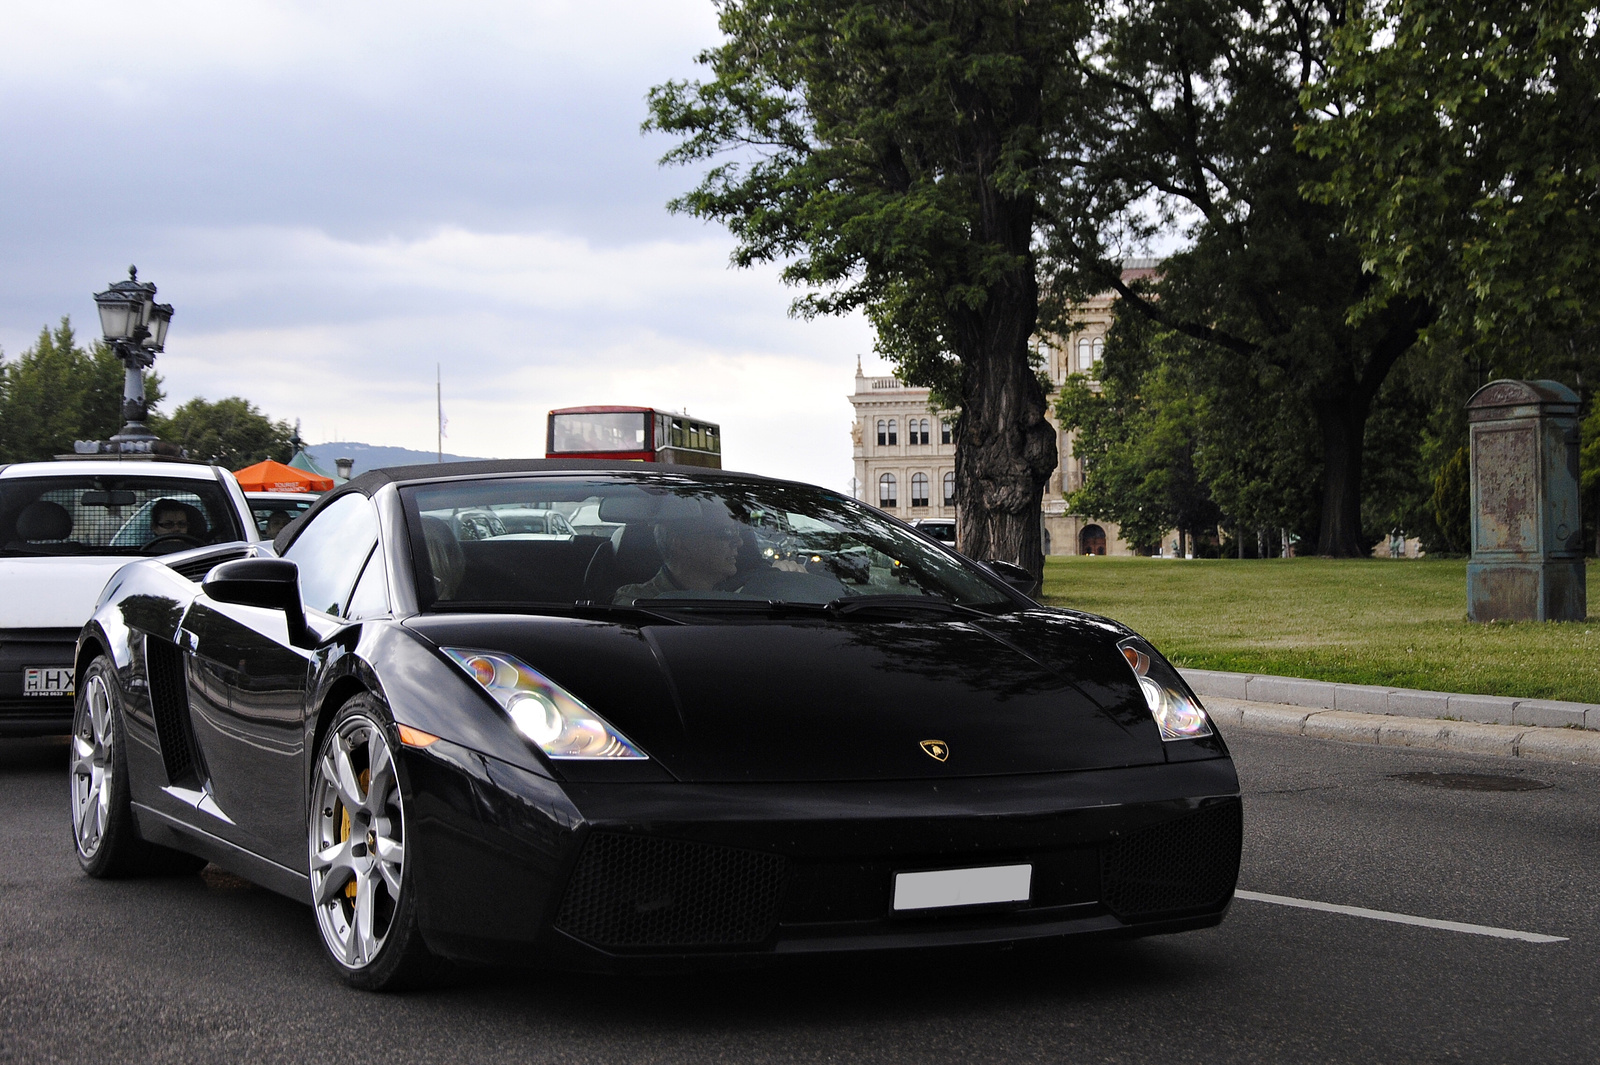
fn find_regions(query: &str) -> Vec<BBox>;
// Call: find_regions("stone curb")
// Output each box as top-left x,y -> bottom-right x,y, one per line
1203,697 -> 1600,766
1178,668 -> 1598,731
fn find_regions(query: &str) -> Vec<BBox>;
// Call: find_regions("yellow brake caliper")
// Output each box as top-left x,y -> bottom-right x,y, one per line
340,768 -> 371,900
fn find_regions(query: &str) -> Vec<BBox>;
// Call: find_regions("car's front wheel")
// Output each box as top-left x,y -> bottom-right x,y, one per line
71,656 -> 205,878
308,695 -> 441,990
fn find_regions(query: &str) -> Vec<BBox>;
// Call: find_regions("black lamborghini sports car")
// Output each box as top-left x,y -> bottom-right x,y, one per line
71,460 -> 1241,989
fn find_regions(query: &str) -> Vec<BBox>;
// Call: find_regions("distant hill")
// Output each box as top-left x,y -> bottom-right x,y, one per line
306,441 -> 492,479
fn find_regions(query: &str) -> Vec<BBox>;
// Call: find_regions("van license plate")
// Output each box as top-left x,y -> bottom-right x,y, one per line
892,864 -> 1032,911
24,668 -> 74,697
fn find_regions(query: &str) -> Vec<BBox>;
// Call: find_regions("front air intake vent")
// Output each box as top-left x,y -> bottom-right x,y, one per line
1101,800 -> 1242,920
555,832 -> 788,949
144,637 -> 202,787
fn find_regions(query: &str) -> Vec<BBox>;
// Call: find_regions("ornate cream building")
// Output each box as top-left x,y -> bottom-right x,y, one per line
849,260 -> 1162,556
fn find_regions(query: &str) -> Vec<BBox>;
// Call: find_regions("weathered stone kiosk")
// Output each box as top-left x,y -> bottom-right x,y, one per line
1466,379 -> 1586,622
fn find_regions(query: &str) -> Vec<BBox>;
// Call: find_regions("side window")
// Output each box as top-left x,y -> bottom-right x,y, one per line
345,546 -> 391,621
283,494 -> 378,615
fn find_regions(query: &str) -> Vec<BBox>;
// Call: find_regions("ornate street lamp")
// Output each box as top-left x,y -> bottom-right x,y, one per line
92,266 -> 174,451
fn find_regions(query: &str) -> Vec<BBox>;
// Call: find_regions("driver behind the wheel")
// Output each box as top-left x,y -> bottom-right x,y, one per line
146,499 -> 207,547
613,504 -> 744,603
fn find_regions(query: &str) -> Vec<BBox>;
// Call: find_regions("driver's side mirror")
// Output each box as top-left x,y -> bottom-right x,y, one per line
202,558 -> 312,647
984,559 -> 1039,598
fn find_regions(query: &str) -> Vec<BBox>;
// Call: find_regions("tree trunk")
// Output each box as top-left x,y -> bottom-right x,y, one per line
953,292 -> 1057,580
1314,398 -> 1370,556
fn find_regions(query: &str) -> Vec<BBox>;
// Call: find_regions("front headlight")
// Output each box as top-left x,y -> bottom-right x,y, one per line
1116,636 -> 1213,741
442,648 -> 647,759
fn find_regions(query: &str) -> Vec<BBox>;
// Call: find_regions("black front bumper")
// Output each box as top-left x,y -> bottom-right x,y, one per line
0,629 -> 77,736
400,741 -> 1242,971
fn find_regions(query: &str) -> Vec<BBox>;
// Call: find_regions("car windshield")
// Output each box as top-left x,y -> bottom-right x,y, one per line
402,476 -> 1016,612
0,474 -> 242,557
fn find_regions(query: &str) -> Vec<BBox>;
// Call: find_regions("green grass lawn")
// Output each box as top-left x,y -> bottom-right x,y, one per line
1039,556 -> 1600,702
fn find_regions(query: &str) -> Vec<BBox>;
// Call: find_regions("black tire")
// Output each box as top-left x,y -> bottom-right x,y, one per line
308,694 -> 445,991
70,656 -> 206,878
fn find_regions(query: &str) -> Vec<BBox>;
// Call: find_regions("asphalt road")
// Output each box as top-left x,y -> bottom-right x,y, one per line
2,730 -> 1597,1065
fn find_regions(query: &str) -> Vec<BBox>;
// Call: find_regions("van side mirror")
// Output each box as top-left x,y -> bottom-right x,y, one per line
202,558 -> 312,647
984,559 -> 1039,597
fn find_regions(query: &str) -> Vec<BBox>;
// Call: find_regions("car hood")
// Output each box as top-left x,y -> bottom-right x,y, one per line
404,612 -> 1164,783
0,556 -> 133,630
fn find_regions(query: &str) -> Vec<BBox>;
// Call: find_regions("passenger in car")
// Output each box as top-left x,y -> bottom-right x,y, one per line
422,516 -> 466,599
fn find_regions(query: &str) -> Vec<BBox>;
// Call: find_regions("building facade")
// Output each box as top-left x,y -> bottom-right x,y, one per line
848,261 -> 1162,556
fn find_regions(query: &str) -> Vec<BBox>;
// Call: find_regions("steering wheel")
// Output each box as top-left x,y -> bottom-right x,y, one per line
142,533 -> 204,555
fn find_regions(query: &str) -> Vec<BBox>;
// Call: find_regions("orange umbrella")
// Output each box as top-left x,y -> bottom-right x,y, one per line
233,459 -> 334,493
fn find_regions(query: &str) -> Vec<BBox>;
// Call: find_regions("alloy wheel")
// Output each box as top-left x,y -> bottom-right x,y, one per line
69,673 -> 114,858
309,714 -> 406,969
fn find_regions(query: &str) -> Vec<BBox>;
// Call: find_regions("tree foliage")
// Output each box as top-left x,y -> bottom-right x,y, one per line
1431,446 -> 1472,553
150,397 -> 295,469
647,0 -> 1100,575
0,318 -> 163,463
1303,0 -> 1600,367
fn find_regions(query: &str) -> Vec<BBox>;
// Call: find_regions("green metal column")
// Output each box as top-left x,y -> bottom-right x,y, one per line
1466,379 -> 1586,622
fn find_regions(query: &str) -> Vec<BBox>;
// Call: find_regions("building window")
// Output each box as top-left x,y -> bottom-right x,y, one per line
879,473 -> 898,508
911,473 -> 929,507
1077,338 -> 1091,372
876,419 -> 887,446
887,419 -> 898,446
1092,337 -> 1104,364
942,470 -> 956,506
915,419 -> 928,445
940,420 -> 952,445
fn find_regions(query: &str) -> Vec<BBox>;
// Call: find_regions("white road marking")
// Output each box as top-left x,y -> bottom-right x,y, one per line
1234,890 -> 1568,944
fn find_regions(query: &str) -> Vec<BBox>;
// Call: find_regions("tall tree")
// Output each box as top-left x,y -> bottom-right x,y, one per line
1039,0 -> 1433,556
646,0 -> 1095,577
0,318 -> 162,463
151,397 -> 295,469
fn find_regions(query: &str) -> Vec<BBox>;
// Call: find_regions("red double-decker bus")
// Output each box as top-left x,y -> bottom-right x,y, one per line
545,406 -> 722,468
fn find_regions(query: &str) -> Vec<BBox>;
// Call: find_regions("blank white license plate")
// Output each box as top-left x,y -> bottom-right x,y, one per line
24,667 -> 74,697
892,864 -> 1032,911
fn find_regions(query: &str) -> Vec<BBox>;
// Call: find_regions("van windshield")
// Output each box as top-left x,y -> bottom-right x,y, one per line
0,474 -> 242,557
401,476 -> 1014,611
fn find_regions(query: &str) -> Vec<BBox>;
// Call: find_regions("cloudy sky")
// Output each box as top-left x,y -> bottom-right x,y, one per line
0,0 -> 884,489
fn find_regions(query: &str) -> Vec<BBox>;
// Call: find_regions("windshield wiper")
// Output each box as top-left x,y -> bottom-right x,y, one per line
570,601 -> 687,625
585,596 -> 998,621
824,595 -> 994,620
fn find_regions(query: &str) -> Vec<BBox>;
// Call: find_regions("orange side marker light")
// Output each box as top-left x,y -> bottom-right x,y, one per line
397,724 -> 441,748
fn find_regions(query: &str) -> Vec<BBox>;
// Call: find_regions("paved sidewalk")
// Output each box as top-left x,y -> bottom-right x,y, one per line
1179,668 -> 1600,730
1194,691 -> 1600,767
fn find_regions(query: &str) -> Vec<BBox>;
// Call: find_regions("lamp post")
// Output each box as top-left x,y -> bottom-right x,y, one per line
92,266 -> 173,451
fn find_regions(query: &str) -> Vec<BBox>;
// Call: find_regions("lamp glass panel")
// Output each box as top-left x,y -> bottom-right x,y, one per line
97,300 -> 135,340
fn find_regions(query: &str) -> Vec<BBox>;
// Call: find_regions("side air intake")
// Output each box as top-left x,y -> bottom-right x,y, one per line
144,637 -> 204,787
